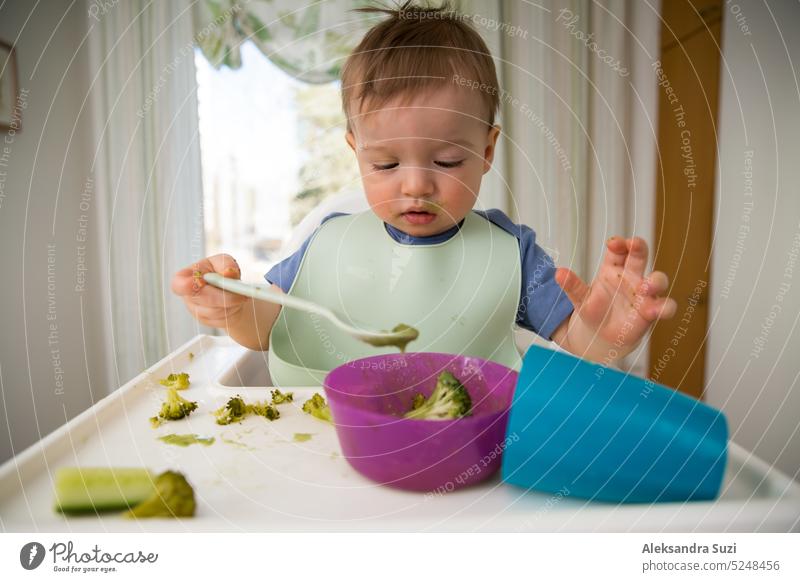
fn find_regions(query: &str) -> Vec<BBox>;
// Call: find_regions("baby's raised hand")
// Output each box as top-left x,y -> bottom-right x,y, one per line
171,254 -> 250,329
554,237 -> 677,359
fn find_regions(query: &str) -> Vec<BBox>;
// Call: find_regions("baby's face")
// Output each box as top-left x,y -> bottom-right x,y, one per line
346,86 -> 500,237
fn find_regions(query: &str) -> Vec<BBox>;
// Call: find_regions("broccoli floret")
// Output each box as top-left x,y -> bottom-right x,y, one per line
302,393 -> 332,423
410,393 -> 426,410
150,387 -> 198,427
215,396 -> 281,424
160,387 -> 197,419
123,471 -> 196,519
213,396 -> 247,425
404,371 -> 472,420
249,401 -> 280,421
270,389 -> 294,404
159,372 -> 190,390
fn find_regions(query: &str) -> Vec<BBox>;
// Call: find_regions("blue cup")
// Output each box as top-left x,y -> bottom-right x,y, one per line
501,345 -> 728,503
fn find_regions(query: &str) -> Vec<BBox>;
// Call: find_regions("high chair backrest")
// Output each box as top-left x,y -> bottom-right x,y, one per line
280,187 -> 370,258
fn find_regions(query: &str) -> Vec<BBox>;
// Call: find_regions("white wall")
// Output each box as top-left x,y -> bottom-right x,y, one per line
707,1 -> 800,479
0,2 -> 110,464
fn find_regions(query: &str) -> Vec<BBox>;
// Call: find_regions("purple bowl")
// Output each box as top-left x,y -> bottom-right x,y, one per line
323,352 -> 519,492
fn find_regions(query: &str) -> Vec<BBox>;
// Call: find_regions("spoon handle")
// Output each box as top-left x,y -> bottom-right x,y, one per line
203,273 -> 337,322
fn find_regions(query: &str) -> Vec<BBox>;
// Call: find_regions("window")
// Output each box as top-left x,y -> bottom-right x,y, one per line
194,41 -> 359,281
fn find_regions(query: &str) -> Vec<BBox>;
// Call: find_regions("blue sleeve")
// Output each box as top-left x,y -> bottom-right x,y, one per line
516,228 -> 574,339
264,236 -> 313,292
264,213 -> 348,292
475,210 -> 574,340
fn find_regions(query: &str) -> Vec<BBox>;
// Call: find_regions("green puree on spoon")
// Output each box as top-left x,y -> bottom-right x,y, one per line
361,323 -> 419,353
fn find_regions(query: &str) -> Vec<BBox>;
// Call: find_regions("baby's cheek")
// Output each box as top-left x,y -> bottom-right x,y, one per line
453,172 -> 482,200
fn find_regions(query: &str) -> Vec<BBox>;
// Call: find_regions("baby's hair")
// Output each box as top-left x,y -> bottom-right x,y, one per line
341,0 -> 500,132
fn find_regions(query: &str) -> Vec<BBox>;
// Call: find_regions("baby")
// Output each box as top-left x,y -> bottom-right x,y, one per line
172,1 -> 676,386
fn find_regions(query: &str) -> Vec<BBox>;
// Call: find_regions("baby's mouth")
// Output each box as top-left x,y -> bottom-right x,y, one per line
401,209 -> 437,226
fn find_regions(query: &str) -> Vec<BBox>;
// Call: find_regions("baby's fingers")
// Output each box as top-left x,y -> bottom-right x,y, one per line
603,236 -> 629,268
182,298 -> 247,327
555,267 -> 590,307
171,267 -> 204,296
171,254 -> 240,296
639,296 -> 677,322
624,237 -> 649,277
190,286 -> 250,308
205,254 -> 241,278
638,271 -> 669,297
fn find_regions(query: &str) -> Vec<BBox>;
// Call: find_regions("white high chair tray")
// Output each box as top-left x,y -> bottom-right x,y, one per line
1,335 -> 798,532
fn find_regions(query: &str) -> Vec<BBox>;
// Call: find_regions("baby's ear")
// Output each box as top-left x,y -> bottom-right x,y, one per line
483,125 -> 501,172
345,131 -> 357,153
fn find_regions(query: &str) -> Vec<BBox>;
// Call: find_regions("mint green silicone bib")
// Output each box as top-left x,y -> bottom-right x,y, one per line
268,211 -> 522,387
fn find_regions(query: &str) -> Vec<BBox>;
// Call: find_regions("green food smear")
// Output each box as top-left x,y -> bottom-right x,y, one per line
220,434 -> 255,450
362,323 -> 419,352
157,433 -> 215,447
293,433 -> 313,442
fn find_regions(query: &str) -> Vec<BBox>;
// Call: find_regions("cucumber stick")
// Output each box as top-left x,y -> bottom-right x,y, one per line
54,468 -> 157,513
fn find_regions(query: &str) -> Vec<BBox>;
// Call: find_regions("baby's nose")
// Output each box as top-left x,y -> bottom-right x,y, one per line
401,166 -> 434,198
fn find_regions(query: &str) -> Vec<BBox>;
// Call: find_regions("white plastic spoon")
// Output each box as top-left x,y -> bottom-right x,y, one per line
202,272 -> 419,352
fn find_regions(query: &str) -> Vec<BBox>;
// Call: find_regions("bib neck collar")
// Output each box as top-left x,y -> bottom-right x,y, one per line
383,217 -> 466,246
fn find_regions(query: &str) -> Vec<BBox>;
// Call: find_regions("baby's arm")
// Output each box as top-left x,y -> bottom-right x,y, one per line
551,237 -> 676,363
224,289 -> 282,351
171,254 -> 281,351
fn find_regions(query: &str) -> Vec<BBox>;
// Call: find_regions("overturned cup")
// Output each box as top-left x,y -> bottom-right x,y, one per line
501,345 -> 728,503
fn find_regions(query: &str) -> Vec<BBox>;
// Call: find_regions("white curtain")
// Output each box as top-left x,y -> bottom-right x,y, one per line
501,0 -> 661,372
455,0 -> 510,214
87,0 -> 206,387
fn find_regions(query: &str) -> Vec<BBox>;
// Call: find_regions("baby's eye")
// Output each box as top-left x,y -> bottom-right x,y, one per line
435,159 -> 465,168
371,162 -> 399,171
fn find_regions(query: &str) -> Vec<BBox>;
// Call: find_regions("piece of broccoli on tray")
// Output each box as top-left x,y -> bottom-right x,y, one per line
159,372 -> 190,390
302,393 -> 332,423
214,395 -> 280,425
270,388 -> 293,404
150,387 -> 198,427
